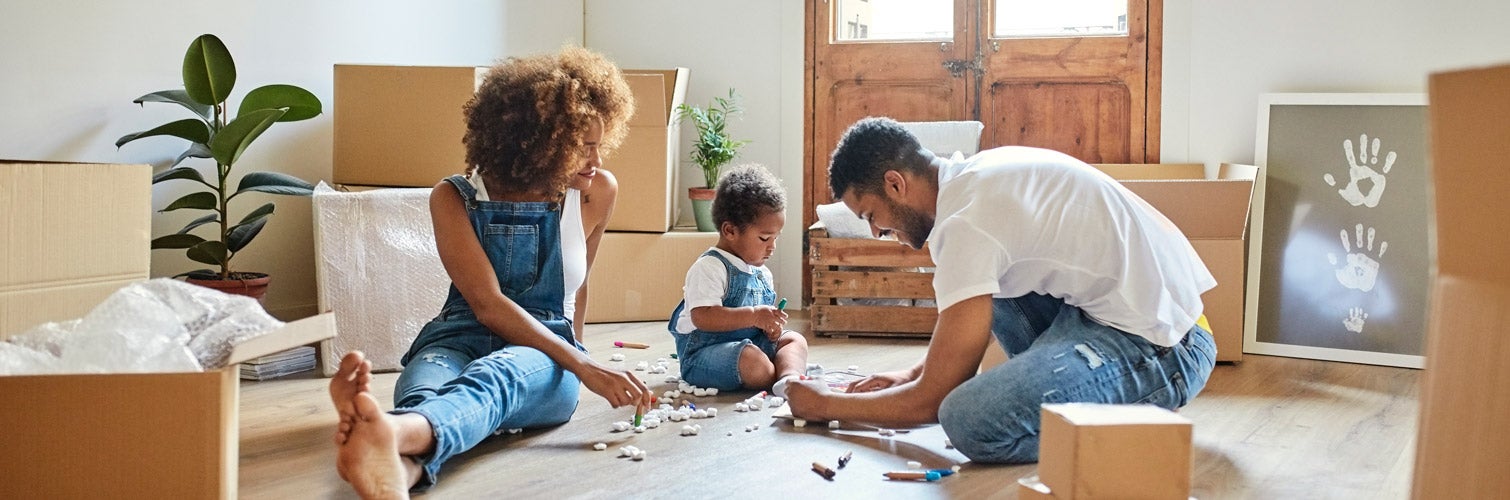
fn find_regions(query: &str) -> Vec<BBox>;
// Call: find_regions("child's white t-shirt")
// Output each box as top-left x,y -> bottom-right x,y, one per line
928,146 -> 1216,347
672,247 -> 775,334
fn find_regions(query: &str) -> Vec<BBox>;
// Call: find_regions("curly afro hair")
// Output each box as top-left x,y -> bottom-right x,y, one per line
827,117 -> 933,200
712,163 -> 786,229
463,46 -> 634,198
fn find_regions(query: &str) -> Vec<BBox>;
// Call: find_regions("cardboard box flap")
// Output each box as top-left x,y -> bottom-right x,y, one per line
1095,163 -> 1206,180
1120,179 -> 1254,240
623,68 -> 689,127
228,313 -> 336,365
2,161 -> 151,289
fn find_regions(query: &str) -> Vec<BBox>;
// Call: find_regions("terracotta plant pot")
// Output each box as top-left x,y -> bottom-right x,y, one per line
186,272 -> 271,302
689,187 -> 717,232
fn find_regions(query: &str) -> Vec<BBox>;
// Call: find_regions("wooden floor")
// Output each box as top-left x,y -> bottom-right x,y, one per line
240,316 -> 1420,499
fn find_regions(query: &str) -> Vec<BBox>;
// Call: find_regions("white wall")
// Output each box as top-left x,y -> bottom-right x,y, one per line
0,0 -> 584,319
585,0 -> 807,305
1162,0 -> 1510,165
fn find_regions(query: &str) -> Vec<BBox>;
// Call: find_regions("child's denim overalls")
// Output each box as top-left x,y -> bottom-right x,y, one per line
393,175 -> 582,489
668,249 -> 778,390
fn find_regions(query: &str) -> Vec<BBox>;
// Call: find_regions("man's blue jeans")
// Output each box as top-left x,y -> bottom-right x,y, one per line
938,293 -> 1216,463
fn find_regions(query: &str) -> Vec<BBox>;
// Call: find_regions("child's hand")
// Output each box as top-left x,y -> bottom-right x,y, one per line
752,305 -> 788,338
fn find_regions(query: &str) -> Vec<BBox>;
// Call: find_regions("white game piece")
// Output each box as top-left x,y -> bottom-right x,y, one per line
611,421 -> 631,432
619,447 -> 632,457
506,428 -> 522,434
878,429 -> 896,436
768,396 -> 785,407
907,461 -> 923,469
793,419 -> 807,428
681,425 -> 695,436
706,388 -> 718,396
706,408 -> 718,417
635,361 -> 649,371
634,426 -> 646,433
951,465 -> 962,473
657,358 -> 669,364
748,399 -> 764,410
645,419 -> 660,429
665,375 -> 679,383
944,439 -> 954,449
693,409 -> 708,419
632,450 -> 646,461
734,403 -> 748,412
727,431 -> 734,436
609,353 -> 625,362
650,366 -> 666,374
693,388 -> 708,397
828,420 -> 841,429
593,442 -> 607,451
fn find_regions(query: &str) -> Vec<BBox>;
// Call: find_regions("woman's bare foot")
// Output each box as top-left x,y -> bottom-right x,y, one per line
330,351 -> 372,444
337,392 -> 417,500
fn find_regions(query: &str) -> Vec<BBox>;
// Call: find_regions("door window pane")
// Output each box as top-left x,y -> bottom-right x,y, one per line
835,0 -> 952,41
994,0 -> 1127,38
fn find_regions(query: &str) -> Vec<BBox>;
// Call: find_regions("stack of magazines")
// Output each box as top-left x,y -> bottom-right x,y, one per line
239,345 -> 317,380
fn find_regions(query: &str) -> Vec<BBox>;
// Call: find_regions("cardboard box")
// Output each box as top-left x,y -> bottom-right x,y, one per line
1413,63 -> 1510,499
586,229 -> 718,323
1038,403 -> 1193,500
1093,164 -> 1262,362
1,161 -> 150,335
607,68 -> 688,233
333,64 -> 487,187
0,313 -> 337,499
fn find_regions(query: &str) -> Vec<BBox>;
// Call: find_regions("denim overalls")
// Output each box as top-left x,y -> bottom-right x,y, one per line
392,175 -> 582,489
668,249 -> 779,390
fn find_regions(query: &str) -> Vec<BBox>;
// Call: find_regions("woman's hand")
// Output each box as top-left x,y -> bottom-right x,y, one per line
846,369 -> 915,393
753,305 -> 788,339
577,363 -> 654,410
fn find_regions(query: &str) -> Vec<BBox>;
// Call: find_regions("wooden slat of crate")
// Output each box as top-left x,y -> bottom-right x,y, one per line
811,304 -> 938,337
809,236 -> 934,267
812,269 -> 934,299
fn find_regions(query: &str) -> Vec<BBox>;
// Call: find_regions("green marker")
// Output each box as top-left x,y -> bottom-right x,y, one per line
777,298 -> 788,311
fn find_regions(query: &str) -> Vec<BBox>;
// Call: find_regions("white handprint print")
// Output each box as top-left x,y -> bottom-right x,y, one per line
1327,223 -> 1388,292
1343,307 -> 1367,333
1323,133 -> 1397,208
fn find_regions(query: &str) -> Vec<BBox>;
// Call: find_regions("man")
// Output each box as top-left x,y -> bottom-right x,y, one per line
786,117 -> 1217,463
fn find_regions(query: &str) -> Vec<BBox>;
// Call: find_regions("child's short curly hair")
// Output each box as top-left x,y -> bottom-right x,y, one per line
712,164 -> 786,229
464,46 -> 634,197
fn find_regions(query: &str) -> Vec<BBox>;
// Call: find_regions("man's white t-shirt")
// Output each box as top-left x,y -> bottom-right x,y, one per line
672,247 -> 774,334
928,146 -> 1216,347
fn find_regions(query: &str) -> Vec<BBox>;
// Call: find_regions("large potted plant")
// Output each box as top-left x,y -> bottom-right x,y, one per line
117,34 -> 322,301
676,88 -> 748,232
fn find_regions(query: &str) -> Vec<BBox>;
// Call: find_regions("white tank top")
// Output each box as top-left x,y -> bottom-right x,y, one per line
468,175 -> 588,319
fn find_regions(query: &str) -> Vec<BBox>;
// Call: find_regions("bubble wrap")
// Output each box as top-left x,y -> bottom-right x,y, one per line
0,278 -> 283,375
313,183 -> 450,374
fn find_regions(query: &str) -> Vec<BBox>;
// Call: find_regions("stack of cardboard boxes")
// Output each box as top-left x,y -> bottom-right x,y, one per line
331,64 -> 715,325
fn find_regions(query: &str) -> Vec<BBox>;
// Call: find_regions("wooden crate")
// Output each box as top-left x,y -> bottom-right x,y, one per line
807,225 -> 938,337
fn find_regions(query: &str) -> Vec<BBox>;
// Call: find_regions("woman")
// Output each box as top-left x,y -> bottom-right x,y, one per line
327,46 -> 652,498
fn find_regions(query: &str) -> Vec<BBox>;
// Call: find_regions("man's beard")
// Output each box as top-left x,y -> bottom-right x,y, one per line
885,196 -> 933,250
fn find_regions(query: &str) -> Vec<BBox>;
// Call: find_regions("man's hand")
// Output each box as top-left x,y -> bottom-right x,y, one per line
846,369 -> 915,393
577,363 -> 654,410
784,379 -> 832,420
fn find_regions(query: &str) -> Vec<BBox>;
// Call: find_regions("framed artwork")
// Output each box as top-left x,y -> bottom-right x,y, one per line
1249,93 -> 1428,368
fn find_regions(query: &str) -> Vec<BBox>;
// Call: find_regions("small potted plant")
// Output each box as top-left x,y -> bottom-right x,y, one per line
117,34 -> 322,300
676,88 -> 749,231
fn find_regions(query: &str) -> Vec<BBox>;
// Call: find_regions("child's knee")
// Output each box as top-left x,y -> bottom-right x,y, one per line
738,344 -> 776,388
778,331 -> 809,349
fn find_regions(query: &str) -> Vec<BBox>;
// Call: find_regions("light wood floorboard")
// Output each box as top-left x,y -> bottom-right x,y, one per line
240,316 -> 1418,499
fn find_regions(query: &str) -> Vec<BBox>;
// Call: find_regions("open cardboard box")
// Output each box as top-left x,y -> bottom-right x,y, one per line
0,313 -> 337,498
586,229 -> 718,323
1034,403 -> 1193,499
1412,63 -> 1510,499
332,64 -> 488,187
1092,164 -> 1263,363
608,68 -> 689,233
1,160 -> 151,336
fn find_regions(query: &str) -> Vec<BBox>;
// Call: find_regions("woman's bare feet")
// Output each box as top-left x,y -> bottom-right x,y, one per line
337,392 -> 419,500
330,351 -> 372,444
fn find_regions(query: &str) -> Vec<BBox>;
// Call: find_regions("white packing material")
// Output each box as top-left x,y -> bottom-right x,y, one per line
0,278 -> 282,375
313,183 -> 449,374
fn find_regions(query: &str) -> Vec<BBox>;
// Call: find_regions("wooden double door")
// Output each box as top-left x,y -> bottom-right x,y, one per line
803,0 -> 1162,226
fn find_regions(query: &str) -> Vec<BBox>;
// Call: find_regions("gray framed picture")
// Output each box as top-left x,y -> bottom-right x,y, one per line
1249,93 -> 1427,368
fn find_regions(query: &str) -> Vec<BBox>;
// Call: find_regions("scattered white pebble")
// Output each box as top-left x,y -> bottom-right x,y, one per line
664,375 -> 679,383
829,420 -> 841,429
633,426 -> 646,433
644,419 -> 661,429
692,409 -> 708,419
793,419 -> 807,428
611,421 -> 631,432
706,388 -> 718,396
632,450 -> 646,461
907,461 -> 923,469
878,429 -> 896,437
727,431 -> 734,437
650,365 -> 667,374
706,408 -> 718,417
951,465 -> 962,473
657,358 -> 669,364
944,439 -> 954,449
610,353 -> 625,362
506,428 -> 522,434
748,399 -> 765,410
734,403 -> 748,412
768,396 -> 785,407
619,447 -> 632,457
693,388 -> 708,397
681,425 -> 696,436
635,361 -> 649,371
593,442 -> 607,451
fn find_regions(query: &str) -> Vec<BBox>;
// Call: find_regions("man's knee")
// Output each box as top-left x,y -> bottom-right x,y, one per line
938,383 -> 1041,464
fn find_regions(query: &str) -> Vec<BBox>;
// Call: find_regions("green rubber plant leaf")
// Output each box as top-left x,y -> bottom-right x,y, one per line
187,240 -> 229,267
182,34 -> 235,106
172,143 -> 213,168
152,166 -> 209,186
240,84 -> 323,122
115,118 -> 210,148
160,191 -> 218,212
133,89 -> 213,122
209,108 -> 285,166
177,213 -> 220,234
237,202 -> 275,224
231,171 -> 314,199
151,233 -> 206,249
172,268 -> 217,279
226,215 -> 269,252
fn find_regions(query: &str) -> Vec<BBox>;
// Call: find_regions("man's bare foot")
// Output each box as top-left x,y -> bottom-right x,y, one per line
337,392 -> 416,500
330,351 -> 372,445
